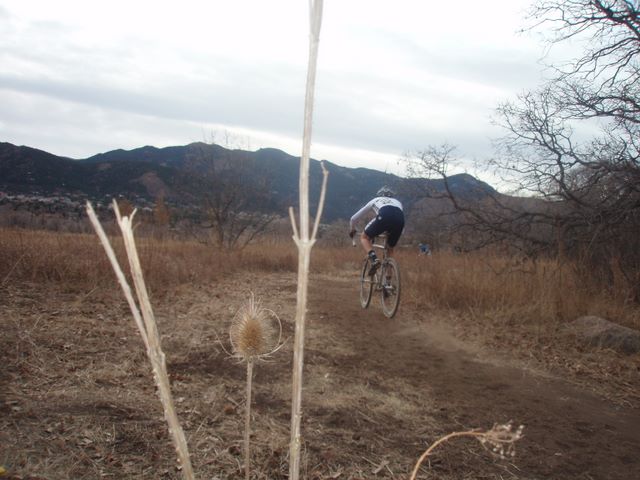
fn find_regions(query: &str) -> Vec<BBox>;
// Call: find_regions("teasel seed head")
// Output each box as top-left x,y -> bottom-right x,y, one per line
229,293 -> 279,360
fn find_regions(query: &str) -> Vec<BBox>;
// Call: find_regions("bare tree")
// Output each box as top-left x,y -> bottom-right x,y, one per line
494,1 -> 640,199
403,145 -> 556,255
179,142 -> 277,250
153,195 -> 171,227
495,0 -> 640,288
405,1 -> 640,297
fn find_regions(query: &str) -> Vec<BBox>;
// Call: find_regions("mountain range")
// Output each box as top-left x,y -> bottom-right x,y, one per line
0,141 -> 497,221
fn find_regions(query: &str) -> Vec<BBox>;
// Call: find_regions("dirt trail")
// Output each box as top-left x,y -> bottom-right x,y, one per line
305,273 -> 640,479
2,271 -> 639,479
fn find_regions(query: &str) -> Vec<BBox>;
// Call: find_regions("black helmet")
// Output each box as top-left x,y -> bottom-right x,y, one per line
377,186 -> 395,197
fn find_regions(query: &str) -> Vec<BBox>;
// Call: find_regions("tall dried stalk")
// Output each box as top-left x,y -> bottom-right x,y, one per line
86,201 -> 195,480
229,293 -> 282,480
288,1 -> 326,479
244,357 -> 254,480
409,422 -> 524,480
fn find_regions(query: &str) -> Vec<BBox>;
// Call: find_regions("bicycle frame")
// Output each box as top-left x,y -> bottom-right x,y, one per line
372,234 -> 390,258
356,232 -> 401,318
352,231 -> 391,253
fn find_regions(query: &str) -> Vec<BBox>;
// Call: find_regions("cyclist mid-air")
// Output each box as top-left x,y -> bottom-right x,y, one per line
349,186 -> 405,275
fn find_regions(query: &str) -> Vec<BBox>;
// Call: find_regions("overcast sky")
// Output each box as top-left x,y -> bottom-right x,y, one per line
1,0 -> 554,181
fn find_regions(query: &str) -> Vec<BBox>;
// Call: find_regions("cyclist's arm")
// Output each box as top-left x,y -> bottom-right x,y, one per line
349,199 -> 375,230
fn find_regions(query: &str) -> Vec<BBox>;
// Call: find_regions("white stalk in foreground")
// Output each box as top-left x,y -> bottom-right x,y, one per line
86,201 -> 195,480
288,1 -> 326,479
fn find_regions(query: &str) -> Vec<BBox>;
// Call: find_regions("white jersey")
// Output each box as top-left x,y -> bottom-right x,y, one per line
349,196 -> 403,230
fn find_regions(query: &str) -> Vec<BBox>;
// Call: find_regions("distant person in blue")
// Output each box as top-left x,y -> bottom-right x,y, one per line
419,243 -> 431,256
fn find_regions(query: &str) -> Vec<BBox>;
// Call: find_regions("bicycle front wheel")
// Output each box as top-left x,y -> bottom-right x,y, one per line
380,258 -> 401,318
359,258 -> 374,308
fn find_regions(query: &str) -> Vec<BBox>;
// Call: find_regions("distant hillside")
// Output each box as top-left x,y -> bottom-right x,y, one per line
0,141 -> 497,221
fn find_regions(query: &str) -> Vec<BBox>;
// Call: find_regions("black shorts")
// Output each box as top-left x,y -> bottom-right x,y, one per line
364,206 -> 405,247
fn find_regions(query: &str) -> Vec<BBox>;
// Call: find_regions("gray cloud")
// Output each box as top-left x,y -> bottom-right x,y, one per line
377,30 -> 545,91
0,0 -> 545,174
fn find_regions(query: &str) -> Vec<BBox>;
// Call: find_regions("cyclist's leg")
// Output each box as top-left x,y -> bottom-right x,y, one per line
383,208 -> 405,258
363,216 -> 385,246
359,231 -> 374,255
362,219 -> 384,276
363,216 -> 386,259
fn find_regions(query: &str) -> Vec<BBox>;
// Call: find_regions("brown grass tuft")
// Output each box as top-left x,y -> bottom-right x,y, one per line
0,227 -> 297,293
400,249 -> 639,330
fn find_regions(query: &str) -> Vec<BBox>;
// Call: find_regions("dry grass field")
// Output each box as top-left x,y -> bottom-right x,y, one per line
1,227 -> 639,479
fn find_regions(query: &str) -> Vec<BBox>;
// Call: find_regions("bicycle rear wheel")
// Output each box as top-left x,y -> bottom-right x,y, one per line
359,258 -> 374,308
380,258 -> 401,318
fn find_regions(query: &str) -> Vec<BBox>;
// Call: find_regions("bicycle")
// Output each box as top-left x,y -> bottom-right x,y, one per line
353,233 -> 401,318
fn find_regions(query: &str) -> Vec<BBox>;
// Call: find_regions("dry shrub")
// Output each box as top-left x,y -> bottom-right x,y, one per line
400,249 -> 639,330
311,245 -> 360,273
238,243 -> 297,273
3,227 -> 637,331
0,229 -> 108,287
0,228 -> 297,292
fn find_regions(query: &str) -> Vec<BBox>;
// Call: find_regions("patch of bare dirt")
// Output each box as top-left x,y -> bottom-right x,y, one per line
1,270 -> 639,479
